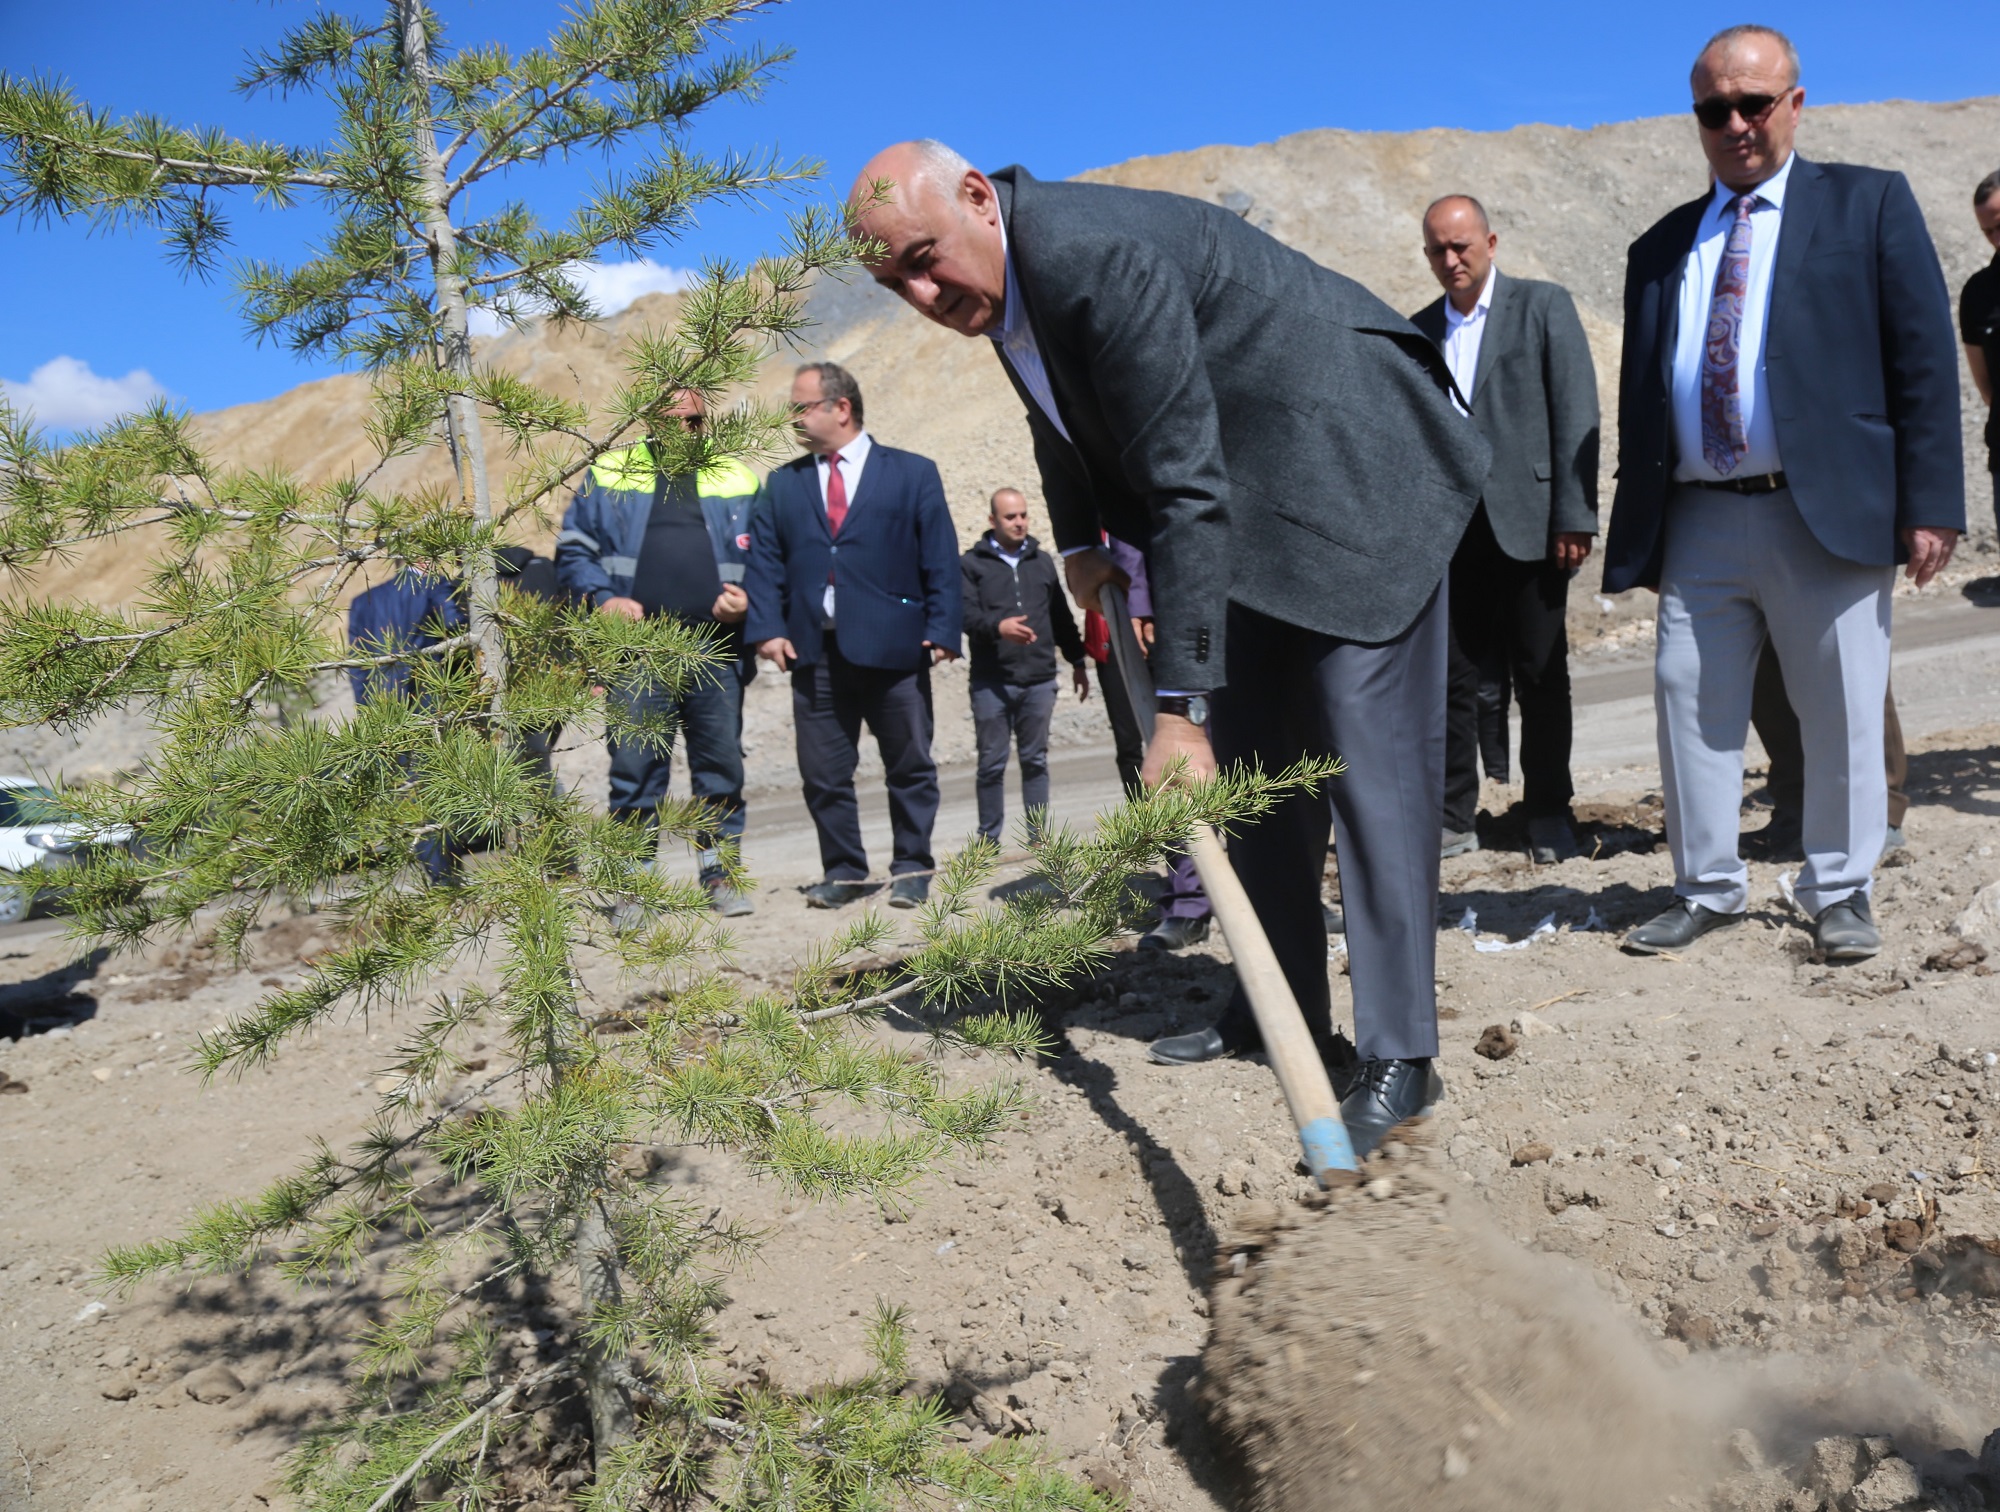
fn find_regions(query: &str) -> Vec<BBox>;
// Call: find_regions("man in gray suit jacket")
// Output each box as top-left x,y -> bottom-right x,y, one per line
850,139 -> 1491,1156
1411,196 -> 1600,864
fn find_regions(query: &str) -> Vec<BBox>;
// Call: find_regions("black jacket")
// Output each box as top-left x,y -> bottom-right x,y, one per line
1604,156 -> 1964,593
1410,272 -> 1600,564
960,533 -> 1085,686
988,166 -> 1490,691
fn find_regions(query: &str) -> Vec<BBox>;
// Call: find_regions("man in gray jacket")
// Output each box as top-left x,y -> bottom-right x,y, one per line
851,140 -> 1491,1156
1411,196 -> 1600,864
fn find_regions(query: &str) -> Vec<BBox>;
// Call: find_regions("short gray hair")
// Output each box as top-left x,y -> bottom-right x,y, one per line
1424,194 -> 1491,233
797,361 -> 863,425
904,139 -> 976,202
1977,169 -> 2000,209
1693,24 -> 1801,88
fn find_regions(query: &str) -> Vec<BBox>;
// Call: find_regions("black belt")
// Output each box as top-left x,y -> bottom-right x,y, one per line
1686,470 -> 1787,495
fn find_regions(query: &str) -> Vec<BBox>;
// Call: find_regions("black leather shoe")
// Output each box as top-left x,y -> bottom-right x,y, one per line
888,874 -> 930,909
1526,815 -> 1579,864
1148,1025 -> 1238,1065
1441,828 -> 1480,859
804,879 -> 870,909
1814,894 -> 1881,961
1743,809 -> 1804,862
1339,1058 -> 1445,1159
1139,915 -> 1210,952
1622,899 -> 1742,954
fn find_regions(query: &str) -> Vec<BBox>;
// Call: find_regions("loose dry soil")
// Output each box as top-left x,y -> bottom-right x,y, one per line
4,696 -> 1999,1510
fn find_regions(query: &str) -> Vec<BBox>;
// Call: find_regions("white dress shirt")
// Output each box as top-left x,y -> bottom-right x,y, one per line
814,429 -> 872,624
1441,266 -> 1497,412
1671,151 -> 1796,481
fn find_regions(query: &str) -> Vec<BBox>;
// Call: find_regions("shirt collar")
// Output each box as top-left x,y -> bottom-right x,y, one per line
1444,265 -> 1498,328
995,216 -> 1023,347
818,430 -> 870,468
1707,150 -> 1797,218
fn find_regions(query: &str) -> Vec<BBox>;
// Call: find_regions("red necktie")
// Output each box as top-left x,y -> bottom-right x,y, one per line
825,453 -> 848,535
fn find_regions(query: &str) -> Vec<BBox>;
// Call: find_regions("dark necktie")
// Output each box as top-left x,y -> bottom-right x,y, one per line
1699,192 -> 1757,476
825,453 -> 848,535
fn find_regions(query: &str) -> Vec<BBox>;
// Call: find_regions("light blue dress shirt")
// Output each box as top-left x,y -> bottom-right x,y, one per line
992,220 -> 1072,444
1671,151 -> 1796,482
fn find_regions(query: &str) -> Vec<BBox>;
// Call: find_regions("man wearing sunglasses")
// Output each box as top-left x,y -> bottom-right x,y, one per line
1603,24 -> 1963,963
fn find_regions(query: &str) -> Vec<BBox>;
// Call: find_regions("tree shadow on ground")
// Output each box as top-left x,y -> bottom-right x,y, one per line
1904,745 -> 2000,819
0,945 -> 107,1039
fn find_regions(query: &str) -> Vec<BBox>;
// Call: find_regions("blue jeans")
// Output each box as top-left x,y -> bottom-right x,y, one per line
607,667 -> 746,877
970,678 -> 1058,844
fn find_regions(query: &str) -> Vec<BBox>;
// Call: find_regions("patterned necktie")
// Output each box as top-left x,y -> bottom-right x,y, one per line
824,453 -> 848,535
1699,192 -> 1757,476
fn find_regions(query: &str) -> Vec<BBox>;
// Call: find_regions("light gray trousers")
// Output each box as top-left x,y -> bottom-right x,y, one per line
1655,486 -> 1893,917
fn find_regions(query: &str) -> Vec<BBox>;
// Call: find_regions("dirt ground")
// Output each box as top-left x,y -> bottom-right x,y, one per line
4,691 -> 2000,1510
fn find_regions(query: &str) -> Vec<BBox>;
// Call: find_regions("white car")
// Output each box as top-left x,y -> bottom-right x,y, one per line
0,777 -> 133,925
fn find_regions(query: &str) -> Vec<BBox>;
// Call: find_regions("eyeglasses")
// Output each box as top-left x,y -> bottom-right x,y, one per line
1692,91 -> 1790,131
789,399 -> 836,416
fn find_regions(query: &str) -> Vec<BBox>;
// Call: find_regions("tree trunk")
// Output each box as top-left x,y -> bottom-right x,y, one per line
395,0 -> 506,709
574,1200 -> 637,1463
394,0 -> 634,1470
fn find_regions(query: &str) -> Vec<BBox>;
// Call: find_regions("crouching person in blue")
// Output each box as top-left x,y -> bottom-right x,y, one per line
555,389 -> 763,916
348,567 -> 469,883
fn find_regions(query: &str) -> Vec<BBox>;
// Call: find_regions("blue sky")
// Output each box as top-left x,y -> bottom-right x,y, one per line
4,0 -> 1998,430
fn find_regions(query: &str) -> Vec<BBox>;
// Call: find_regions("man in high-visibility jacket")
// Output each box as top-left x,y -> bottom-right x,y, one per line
556,390 -> 764,916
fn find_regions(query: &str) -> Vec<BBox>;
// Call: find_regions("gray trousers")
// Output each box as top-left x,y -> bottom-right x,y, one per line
1656,486 -> 1892,917
1213,589 -> 1447,1063
970,678 -> 1058,843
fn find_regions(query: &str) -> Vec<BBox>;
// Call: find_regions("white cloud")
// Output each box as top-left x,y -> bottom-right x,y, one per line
467,258 -> 697,337
0,356 -> 174,432
567,257 -> 696,314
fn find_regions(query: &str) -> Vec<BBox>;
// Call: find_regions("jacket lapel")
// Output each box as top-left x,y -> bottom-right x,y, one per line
991,170 -> 1088,452
1468,273 -> 1512,407
1765,155 -> 1823,342
839,443 -> 882,532
1654,195 -> 1710,390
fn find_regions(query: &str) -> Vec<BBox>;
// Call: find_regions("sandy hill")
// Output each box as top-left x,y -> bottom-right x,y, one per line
27,97 -> 2000,611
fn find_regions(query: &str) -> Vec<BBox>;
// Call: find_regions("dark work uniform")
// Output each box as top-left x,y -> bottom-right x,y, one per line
613,476 -> 746,861
1961,253 -> 2000,494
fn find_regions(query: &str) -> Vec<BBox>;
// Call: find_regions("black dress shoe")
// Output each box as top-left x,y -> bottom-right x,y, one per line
1148,1025 -> 1240,1065
1622,898 -> 1743,955
1814,894 -> 1881,960
1139,915 -> 1210,952
888,874 -> 930,909
804,878 -> 870,909
1743,809 -> 1804,862
1339,1058 -> 1444,1159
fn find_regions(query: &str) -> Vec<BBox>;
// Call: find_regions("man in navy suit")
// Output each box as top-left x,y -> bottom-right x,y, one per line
1604,24 -> 1964,963
744,362 -> 963,908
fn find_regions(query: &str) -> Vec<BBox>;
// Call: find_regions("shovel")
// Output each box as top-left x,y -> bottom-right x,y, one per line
1099,580 -> 1359,1186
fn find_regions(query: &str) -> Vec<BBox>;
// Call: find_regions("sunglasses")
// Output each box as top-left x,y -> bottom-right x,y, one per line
1692,91 -> 1790,131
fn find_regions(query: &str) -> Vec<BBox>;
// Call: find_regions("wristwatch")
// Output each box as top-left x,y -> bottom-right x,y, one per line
1157,694 -> 1209,726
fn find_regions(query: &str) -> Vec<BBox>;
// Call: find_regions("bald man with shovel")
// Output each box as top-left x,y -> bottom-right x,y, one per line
851,141 -> 1490,1155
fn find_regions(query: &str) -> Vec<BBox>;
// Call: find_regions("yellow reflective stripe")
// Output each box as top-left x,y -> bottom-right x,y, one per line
697,457 -> 761,498
588,448 -> 760,497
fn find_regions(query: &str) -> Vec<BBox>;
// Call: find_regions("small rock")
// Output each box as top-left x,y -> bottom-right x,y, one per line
1848,1456 -> 1923,1512
1924,939 -> 1988,972
1047,1359 -> 1078,1381
1216,1163 -> 1252,1197
1883,1219 -> 1923,1254
1690,1253 -> 1724,1282
1511,1142 -> 1554,1166
0,1073 -> 27,1094
1511,1010 -> 1558,1038
1804,1435 -> 1865,1495
90,1067 -> 114,1083
1082,1464 -> 1130,1499
1474,1024 -> 1518,1061
99,1375 -> 138,1402
1442,1444 -> 1470,1480
1364,1178 -> 1396,1200
1862,1183 -> 1900,1205
182,1363 -> 246,1405
1950,879 -> 2000,948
